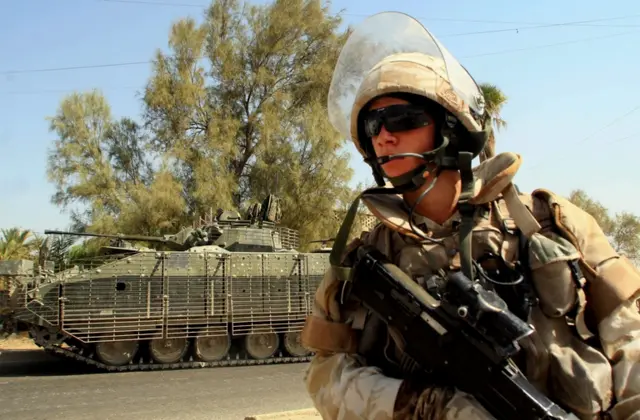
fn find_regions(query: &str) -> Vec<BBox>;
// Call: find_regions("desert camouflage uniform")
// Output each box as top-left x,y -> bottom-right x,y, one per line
301,153 -> 640,420
308,11 -> 640,419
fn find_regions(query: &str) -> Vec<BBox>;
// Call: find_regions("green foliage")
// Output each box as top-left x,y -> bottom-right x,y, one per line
0,228 -> 38,260
45,90 -> 188,235
44,0 -> 357,248
479,83 -> 508,131
568,189 -> 640,263
567,190 -> 615,233
478,83 -> 508,161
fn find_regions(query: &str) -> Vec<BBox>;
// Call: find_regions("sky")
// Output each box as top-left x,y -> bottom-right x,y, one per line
1,0 -> 639,235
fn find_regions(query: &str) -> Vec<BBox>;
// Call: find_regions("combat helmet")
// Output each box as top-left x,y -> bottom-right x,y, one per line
327,11 -> 491,192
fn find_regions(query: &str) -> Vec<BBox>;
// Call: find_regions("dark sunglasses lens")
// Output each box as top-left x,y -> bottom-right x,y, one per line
364,118 -> 381,137
363,105 -> 430,137
385,112 -> 428,132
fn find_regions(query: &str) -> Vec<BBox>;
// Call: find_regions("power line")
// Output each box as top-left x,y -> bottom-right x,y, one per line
524,104 -> 640,172
608,132 -> 640,144
439,14 -> 640,37
99,0 -> 207,7
97,0 -> 640,31
461,29 -> 640,58
1,86 -> 141,95
0,61 -> 150,76
4,24 -> 638,77
575,105 -> 640,144
552,131 -> 640,148
3,5 -> 639,77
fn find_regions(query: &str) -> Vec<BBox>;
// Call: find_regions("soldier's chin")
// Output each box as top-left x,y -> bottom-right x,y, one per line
381,160 -> 421,179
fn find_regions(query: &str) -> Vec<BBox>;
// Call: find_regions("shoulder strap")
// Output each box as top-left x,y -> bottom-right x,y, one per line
329,187 -> 400,285
500,184 -> 541,238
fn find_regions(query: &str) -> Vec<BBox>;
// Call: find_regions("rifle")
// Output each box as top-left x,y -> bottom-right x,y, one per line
345,244 -> 579,420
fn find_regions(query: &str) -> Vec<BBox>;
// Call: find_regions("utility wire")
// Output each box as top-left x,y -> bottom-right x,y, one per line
439,14 -> 640,37
97,1 -> 640,31
3,24 -> 640,76
0,61 -> 150,76
1,2 -> 636,76
1,86 -> 141,95
98,0 -> 208,6
608,132 -> 640,144
96,0 -> 640,25
461,29 -> 640,58
524,104 -> 640,171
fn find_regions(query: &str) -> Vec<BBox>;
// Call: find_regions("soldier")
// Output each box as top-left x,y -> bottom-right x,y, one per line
301,12 -> 640,420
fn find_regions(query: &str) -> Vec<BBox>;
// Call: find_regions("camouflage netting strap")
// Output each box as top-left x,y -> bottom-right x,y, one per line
456,152 -> 476,281
261,195 -> 282,223
329,193 -> 364,283
330,187 -> 399,283
246,202 -> 262,223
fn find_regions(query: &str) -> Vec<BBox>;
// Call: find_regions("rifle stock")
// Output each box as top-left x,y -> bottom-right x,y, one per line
347,244 -> 579,420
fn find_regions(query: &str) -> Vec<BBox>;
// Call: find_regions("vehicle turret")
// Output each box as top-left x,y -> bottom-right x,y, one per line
42,194 -> 297,253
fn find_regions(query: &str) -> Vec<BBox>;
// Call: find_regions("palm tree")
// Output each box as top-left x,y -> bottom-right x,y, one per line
478,83 -> 508,162
0,228 -> 39,260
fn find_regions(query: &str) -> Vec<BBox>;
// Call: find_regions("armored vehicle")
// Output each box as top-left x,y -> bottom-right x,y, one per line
1,259 -> 43,334
13,195 -> 332,371
308,238 -> 334,254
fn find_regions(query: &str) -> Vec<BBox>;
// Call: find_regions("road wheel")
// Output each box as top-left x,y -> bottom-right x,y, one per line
193,334 -> 231,362
283,332 -> 310,357
149,338 -> 189,364
95,340 -> 139,366
244,332 -> 279,359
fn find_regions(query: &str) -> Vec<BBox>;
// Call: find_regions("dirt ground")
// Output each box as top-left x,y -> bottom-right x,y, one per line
244,409 -> 321,420
0,333 -> 39,350
245,415 -> 320,420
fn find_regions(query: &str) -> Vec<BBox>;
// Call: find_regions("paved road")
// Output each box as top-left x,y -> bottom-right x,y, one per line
0,350 -> 314,420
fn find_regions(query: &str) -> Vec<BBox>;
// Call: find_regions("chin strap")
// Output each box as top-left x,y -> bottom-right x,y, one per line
329,185 -> 400,290
330,152 -> 478,290
334,124 -> 482,287
365,137 -> 450,193
456,151 -> 476,281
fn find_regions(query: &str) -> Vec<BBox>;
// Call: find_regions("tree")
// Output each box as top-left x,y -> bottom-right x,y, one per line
567,190 -> 615,234
45,0 -> 357,248
568,189 -> 640,264
45,90 -> 188,236
142,0 -> 354,244
478,83 -> 508,162
0,228 -> 38,260
610,212 -> 640,262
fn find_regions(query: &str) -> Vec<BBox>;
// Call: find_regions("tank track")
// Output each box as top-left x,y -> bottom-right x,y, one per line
41,343 -> 313,373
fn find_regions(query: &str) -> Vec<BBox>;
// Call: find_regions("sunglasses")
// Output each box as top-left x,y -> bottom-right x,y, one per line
362,104 -> 431,137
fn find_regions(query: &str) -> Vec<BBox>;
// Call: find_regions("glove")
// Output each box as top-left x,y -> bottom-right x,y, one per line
393,378 -> 455,420
393,378 -> 497,420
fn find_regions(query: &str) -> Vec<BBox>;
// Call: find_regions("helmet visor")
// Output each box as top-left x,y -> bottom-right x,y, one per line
327,11 -> 485,141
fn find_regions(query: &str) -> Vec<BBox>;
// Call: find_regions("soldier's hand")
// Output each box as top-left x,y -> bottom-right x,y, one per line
393,378 -> 455,420
393,378 -> 497,420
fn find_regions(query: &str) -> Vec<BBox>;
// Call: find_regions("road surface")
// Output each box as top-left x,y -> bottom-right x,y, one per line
0,349 -> 315,420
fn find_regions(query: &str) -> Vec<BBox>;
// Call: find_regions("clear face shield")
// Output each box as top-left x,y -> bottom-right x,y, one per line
327,11 -> 486,144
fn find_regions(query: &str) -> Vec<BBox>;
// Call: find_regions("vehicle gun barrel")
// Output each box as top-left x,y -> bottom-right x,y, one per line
44,229 -> 170,243
43,229 -> 189,251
